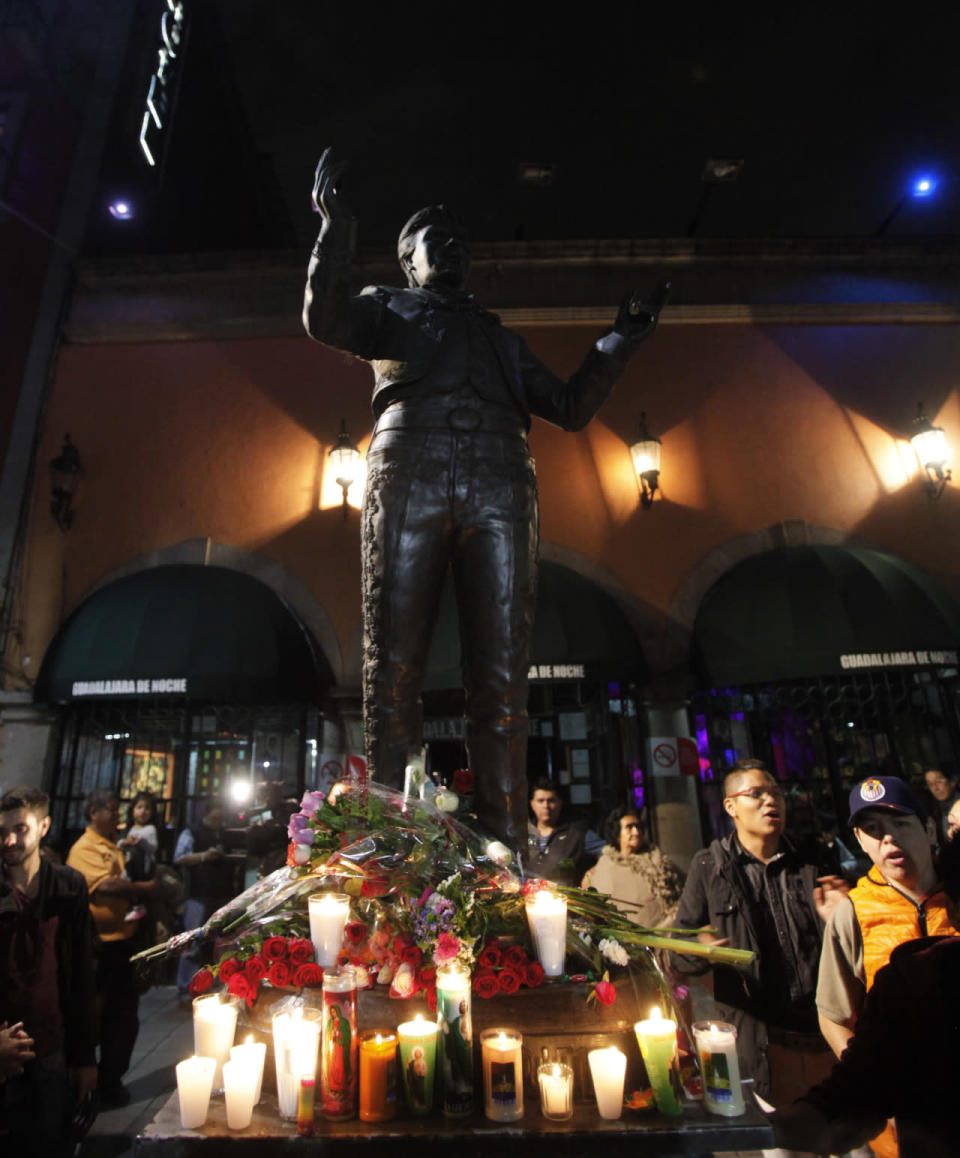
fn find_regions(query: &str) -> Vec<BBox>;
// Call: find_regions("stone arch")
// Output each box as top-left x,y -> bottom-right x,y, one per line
71,538 -> 344,684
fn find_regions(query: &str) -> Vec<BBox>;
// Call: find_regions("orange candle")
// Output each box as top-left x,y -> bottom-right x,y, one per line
358,1029 -> 398,1122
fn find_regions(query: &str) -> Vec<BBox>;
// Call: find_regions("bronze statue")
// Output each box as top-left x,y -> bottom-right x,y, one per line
303,148 -> 668,850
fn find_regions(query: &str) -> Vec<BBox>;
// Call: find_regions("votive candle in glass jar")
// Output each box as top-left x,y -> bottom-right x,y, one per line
308,892 -> 350,968
320,966 -> 358,1120
192,993 -> 238,1094
480,1028 -> 524,1123
358,1029 -> 398,1122
537,1061 -> 573,1120
436,960 -> 474,1116
524,890 -> 567,977
397,1014 -> 438,1115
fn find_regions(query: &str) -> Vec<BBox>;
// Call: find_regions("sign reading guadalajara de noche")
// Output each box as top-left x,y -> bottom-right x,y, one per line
839,650 -> 958,671
70,678 -> 188,698
527,664 -> 586,681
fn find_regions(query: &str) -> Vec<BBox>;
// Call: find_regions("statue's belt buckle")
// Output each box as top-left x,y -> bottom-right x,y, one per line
447,408 -> 482,432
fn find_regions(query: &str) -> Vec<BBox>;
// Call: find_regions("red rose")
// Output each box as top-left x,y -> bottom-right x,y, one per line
288,938 -> 314,965
472,972 -> 499,999
594,980 -> 617,1006
361,876 -> 390,898
521,878 -> 550,897
268,960 -> 293,988
228,972 -> 258,1006
416,965 -> 436,986
245,956 -> 268,983
426,986 -> 437,1012
345,920 -> 367,946
478,943 -> 502,969
498,969 -> 522,994
400,945 -> 422,966
523,961 -> 545,988
188,968 -> 215,996
218,957 -> 241,982
294,962 -> 324,988
452,768 -> 473,793
262,936 -> 287,961
503,944 -> 528,969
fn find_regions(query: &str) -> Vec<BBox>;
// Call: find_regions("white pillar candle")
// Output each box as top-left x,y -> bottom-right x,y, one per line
308,892 -> 350,968
273,1008 -> 322,1120
692,1021 -> 744,1117
230,1036 -> 267,1105
222,1058 -> 258,1130
588,1046 -> 626,1120
537,1062 -> 573,1120
524,890 -> 567,977
480,1029 -> 524,1123
192,994 -> 238,1092
176,1055 -> 216,1129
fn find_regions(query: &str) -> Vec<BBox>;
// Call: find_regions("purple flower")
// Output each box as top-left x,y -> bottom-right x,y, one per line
288,813 -> 310,840
291,828 -> 315,846
300,790 -> 325,817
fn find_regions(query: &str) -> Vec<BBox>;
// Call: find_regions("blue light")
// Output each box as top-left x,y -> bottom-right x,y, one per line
108,199 -> 134,220
912,175 -> 937,198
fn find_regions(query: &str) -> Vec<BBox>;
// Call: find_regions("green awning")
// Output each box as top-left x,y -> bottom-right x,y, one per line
36,565 -> 327,704
693,545 -> 960,686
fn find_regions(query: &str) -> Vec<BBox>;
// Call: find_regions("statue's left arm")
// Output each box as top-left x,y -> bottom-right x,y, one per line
520,282 -> 670,431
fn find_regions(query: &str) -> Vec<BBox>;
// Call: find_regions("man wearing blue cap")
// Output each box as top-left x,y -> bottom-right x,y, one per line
816,775 -> 958,1158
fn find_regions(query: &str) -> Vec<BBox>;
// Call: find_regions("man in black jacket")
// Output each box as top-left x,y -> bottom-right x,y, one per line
0,786 -> 98,1157
303,148 -> 668,848
670,759 -> 848,1108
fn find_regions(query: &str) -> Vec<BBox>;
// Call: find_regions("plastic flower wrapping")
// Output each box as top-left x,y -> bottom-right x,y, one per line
134,782 -> 751,1011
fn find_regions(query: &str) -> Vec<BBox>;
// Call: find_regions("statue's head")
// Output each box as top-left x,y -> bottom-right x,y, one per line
397,205 -> 470,290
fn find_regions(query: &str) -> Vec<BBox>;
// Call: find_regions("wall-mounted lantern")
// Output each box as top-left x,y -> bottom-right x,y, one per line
329,419 -> 361,516
911,403 -> 952,498
50,433 -> 82,531
630,412 -> 661,509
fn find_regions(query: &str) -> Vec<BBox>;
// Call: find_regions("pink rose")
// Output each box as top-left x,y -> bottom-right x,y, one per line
434,932 -> 460,962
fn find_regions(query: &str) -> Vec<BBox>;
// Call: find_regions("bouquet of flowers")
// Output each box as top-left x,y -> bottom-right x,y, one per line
134,782 -> 751,1011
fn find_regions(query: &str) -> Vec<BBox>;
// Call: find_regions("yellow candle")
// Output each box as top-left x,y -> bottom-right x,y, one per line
359,1030 -> 398,1122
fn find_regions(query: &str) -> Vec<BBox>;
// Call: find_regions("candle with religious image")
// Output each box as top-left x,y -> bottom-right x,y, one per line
435,960 -> 474,1116
480,1028 -> 524,1122
634,1006 -> 684,1117
692,1021 -> 744,1117
358,1029 -> 398,1122
397,1014 -> 437,1115
320,966 -> 359,1119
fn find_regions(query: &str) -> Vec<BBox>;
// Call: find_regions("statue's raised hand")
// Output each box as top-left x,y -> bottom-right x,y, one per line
615,280 -> 671,342
311,147 -> 352,220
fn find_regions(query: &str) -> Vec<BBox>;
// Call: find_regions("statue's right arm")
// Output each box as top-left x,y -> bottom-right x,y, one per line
302,149 -> 382,357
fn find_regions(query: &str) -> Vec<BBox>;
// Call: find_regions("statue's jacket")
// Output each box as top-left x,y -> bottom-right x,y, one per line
303,220 -> 639,431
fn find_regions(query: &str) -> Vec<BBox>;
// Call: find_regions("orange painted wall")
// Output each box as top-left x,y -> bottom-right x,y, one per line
11,321 -> 960,689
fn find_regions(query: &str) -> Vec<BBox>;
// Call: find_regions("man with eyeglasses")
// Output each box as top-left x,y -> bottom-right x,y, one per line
671,758 -> 848,1124
816,775 -> 958,1158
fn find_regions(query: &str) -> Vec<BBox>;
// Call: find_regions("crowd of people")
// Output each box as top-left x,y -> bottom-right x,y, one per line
1,764 -> 956,1156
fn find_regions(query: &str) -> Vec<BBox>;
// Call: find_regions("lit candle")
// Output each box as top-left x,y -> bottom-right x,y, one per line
480,1029 -> 524,1123
537,1062 -> 573,1120
320,966 -> 359,1120
272,1007 -> 322,1121
176,1055 -> 215,1129
436,960 -> 474,1117
524,890 -> 567,977
222,1057 -> 258,1130
692,1021 -> 744,1117
358,1029 -> 398,1122
297,1077 -> 315,1136
192,993 -> 238,1093
633,1006 -> 684,1117
230,1036 -> 266,1105
308,892 -> 350,968
587,1046 -> 626,1120
397,1014 -> 438,1115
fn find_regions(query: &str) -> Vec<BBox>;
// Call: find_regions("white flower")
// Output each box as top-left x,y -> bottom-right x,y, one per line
599,938 -> 629,966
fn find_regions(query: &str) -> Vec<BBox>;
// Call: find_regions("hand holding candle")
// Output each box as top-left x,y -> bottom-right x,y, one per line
633,1005 -> 684,1117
